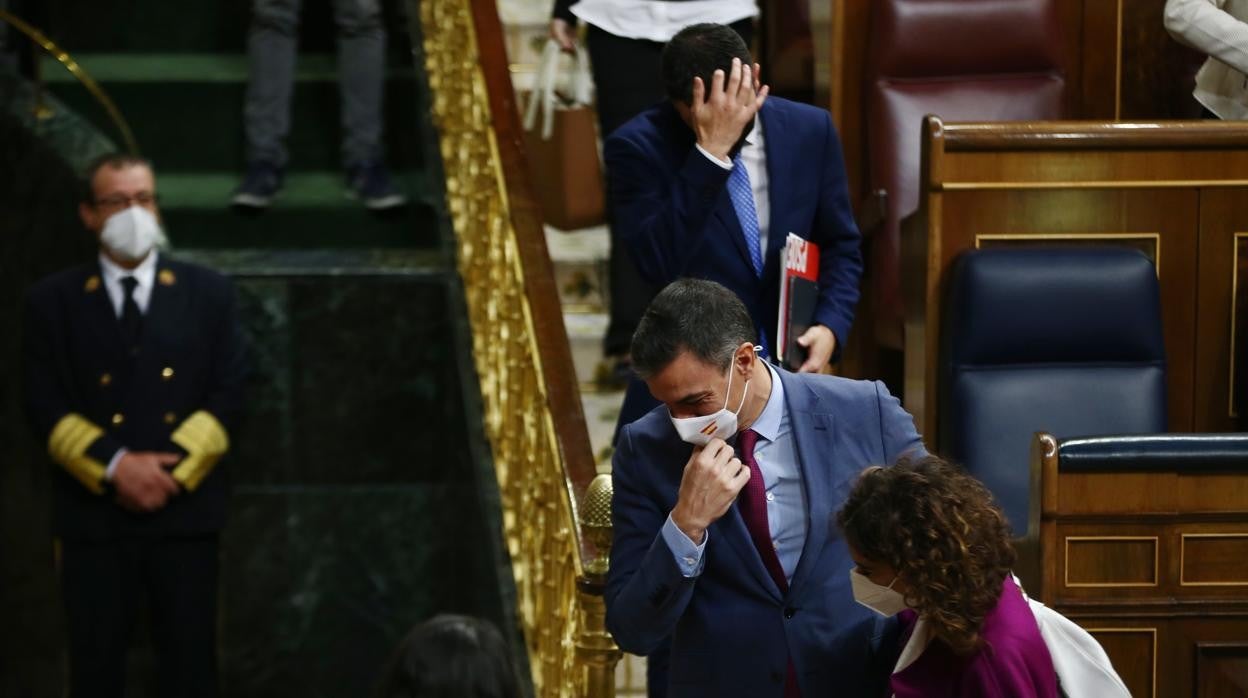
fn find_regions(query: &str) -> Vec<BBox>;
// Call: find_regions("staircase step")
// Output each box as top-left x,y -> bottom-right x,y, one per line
156,172 -> 442,250
44,0 -> 411,54
564,312 -> 610,387
44,54 -> 425,173
40,53 -> 418,84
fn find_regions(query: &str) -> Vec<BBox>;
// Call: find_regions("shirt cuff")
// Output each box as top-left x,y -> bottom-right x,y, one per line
105,447 -> 127,480
662,513 -> 708,578
695,143 -> 734,170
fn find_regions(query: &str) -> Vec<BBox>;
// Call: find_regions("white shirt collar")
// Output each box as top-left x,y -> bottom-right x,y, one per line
747,363 -> 785,442
99,249 -> 159,289
98,249 -> 159,316
743,114 -> 763,148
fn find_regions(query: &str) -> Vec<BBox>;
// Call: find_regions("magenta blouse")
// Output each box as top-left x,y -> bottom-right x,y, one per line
889,576 -> 1057,698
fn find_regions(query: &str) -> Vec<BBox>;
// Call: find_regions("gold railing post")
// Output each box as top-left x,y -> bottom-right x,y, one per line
418,0 -> 620,695
577,474 -> 620,697
576,577 -> 621,698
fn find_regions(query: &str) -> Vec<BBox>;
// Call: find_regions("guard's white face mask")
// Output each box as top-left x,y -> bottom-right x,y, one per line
669,362 -> 751,446
100,205 -> 168,262
850,568 -> 908,617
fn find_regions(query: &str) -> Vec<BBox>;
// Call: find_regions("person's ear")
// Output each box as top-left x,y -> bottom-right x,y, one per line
735,341 -> 756,375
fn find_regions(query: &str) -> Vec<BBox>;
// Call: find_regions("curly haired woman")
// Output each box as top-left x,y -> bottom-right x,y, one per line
836,456 -> 1057,698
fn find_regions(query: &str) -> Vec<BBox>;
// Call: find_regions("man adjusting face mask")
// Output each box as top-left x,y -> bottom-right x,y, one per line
99,205 -> 169,263
669,357 -> 752,446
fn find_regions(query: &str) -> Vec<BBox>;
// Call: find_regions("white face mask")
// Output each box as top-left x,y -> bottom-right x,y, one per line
669,363 -> 751,446
100,205 -> 168,262
850,568 -> 908,617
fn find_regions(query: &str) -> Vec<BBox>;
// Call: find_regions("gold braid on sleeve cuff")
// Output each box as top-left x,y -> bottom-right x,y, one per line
48,414 -> 109,495
170,410 -> 230,492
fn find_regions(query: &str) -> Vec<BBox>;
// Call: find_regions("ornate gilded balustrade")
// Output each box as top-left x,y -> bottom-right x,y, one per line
416,1 -> 621,695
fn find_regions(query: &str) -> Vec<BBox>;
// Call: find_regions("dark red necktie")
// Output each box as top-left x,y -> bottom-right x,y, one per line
737,429 -> 801,697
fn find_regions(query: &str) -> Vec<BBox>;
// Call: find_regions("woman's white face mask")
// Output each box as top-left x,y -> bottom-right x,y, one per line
850,568 -> 908,617
669,363 -> 750,446
100,205 -> 168,262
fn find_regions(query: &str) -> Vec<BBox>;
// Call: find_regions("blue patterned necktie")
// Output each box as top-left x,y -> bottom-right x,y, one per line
727,155 -> 764,277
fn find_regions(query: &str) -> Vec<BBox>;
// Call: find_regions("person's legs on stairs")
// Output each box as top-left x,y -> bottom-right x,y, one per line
236,0 -> 302,207
335,0 -> 406,209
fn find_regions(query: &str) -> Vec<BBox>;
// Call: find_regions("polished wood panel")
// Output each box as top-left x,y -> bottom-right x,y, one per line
1195,643 -> 1248,698
1119,0 -> 1207,119
1088,628 -> 1156,698
1195,192 -> 1248,432
1067,537 -> 1157,587
1181,534 -> 1248,586
905,117 -> 1248,441
1079,0 -> 1120,119
1032,433 -> 1248,698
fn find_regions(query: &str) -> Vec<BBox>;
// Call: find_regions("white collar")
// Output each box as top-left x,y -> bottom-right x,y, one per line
98,249 -> 159,289
746,363 -> 784,442
743,114 -> 763,147
893,615 -> 933,675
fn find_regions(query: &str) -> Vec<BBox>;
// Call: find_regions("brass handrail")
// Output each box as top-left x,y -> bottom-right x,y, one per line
0,10 -> 139,154
418,0 -> 620,695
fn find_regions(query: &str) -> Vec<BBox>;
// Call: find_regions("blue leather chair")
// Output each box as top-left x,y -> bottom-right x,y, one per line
940,247 -> 1167,533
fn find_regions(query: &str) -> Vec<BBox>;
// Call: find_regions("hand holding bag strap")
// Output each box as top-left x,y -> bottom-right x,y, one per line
524,39 -> 594,140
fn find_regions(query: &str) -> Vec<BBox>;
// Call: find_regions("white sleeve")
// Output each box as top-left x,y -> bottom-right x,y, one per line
1164,0 -> 1248,75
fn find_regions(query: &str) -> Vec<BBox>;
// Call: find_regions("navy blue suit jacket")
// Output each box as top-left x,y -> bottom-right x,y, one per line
604,97 -> 863,352
23,256 -> 247,540
606,370 -> 925,697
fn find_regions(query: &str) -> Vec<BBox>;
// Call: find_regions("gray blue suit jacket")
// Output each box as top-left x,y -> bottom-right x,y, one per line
606,369 -> 925,697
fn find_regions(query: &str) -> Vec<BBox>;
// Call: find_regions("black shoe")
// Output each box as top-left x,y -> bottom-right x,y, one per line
232,162 -> 284,209
345,161 -> 408,210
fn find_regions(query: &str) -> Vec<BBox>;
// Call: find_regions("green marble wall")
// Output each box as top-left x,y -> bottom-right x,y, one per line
196,252 -> 515,697
2,38 -> 524,693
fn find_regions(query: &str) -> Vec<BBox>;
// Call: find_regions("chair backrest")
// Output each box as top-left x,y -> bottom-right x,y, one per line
941,247 -> 1166,533
866,0 -> 1066,347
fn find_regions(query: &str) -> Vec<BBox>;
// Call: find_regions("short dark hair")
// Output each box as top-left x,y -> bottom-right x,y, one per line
82,153 -> 152,203
374,615 -> 521,698
631,278 -> 757,378
661,23 -> 753,105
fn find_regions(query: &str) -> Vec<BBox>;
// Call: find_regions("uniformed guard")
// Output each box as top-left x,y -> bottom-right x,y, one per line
22,153 -> 247,698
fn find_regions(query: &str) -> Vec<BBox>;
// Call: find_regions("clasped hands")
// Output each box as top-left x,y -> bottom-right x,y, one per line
112,451 -> 182,513
671,438 -> 751,545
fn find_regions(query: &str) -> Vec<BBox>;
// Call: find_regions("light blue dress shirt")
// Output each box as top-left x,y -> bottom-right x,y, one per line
662,364 -> 809,580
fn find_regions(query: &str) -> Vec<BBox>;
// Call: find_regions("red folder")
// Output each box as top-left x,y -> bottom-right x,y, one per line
776,234 -> 820,370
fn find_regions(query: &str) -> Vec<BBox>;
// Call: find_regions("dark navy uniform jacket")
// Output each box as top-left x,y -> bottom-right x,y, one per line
22,254 -> 247,540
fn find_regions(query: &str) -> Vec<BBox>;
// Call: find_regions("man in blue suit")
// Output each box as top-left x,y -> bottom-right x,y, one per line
605,23 -> 863,428
607,279 -> 924,697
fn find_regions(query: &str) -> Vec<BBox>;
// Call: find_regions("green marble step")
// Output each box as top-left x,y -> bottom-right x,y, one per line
44,0 -> 410,54
40,53 -> 416,83
157,172 -> 443,250
43,54 -> 425,173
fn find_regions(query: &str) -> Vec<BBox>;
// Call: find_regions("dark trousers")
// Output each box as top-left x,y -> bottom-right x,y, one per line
62,534 -> 220,698
586,20 -> 755,356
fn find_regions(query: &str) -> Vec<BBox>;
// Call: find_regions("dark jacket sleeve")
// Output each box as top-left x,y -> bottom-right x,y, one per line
604,424 -> 699,654
169,272 -> 248,491
203,276 -> 248,433
809,111 -> 863,347
875,380 -> 926,464
605,129 -> 735,285
552,0 -> 577,24
23,285 -> 123,494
